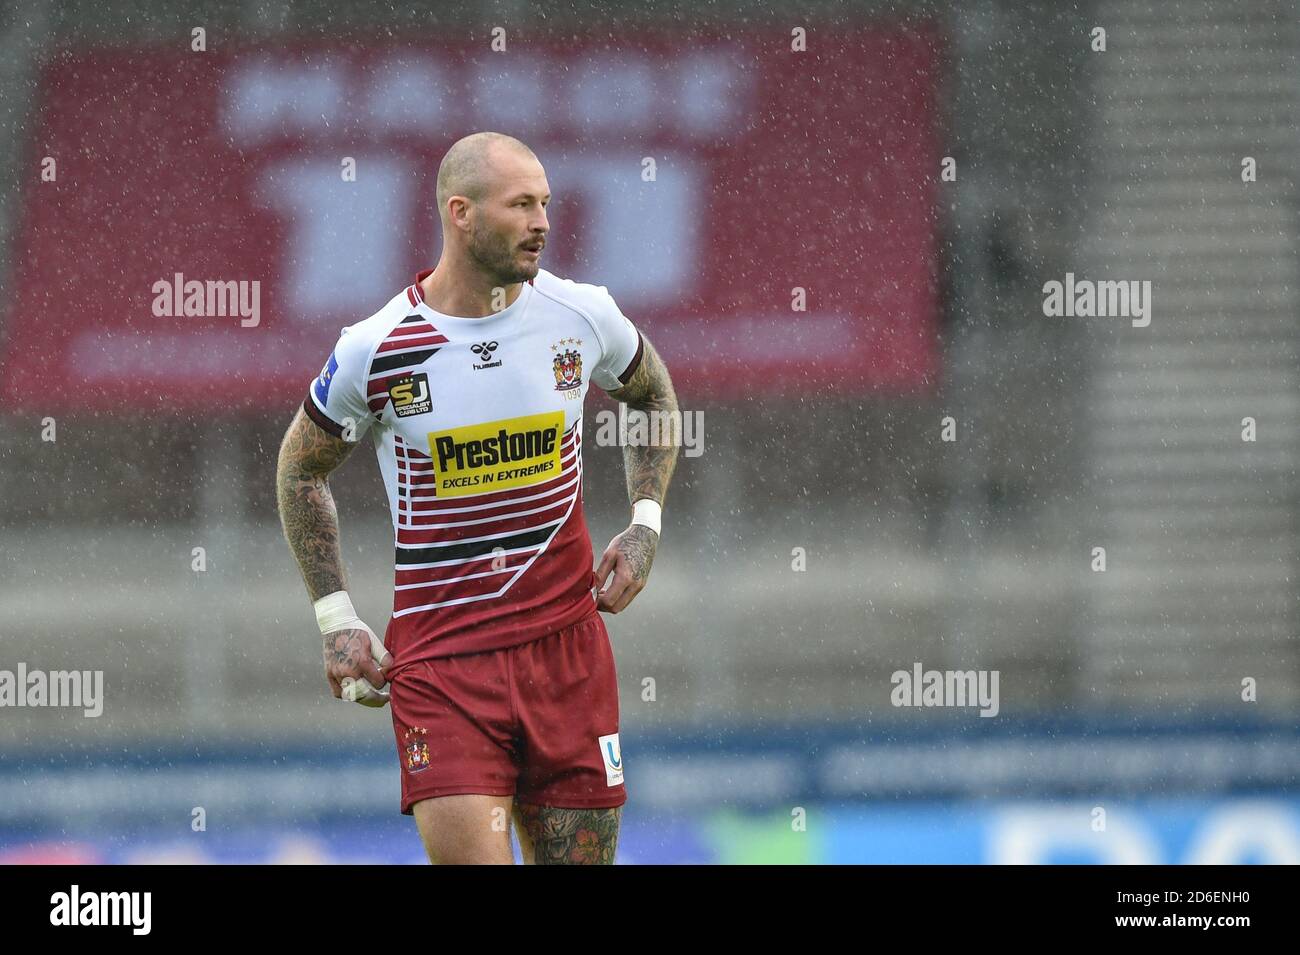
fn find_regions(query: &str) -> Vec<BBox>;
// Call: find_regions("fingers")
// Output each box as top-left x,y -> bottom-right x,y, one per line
605,573 -> 644,613
596,555 -> 642,613
323,624 -> 392,701
341,676 -> 390,707
595,550 -> 627,608
362,628 -> 390,689
593,546 -> 618,593
359,658 -> 385,688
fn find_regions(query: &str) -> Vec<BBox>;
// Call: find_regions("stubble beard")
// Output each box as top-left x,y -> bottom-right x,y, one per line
467,221 -> 538,287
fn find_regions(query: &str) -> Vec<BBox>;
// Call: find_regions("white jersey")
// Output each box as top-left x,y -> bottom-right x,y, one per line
304,267 -> 644,665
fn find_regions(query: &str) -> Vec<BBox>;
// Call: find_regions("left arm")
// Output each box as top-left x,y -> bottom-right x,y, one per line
594,333 -> 680,613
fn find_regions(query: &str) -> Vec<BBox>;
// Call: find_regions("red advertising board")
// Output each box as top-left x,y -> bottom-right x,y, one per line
2,28 -> 942,411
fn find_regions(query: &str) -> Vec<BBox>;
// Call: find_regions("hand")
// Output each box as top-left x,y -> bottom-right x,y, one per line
594,523 -> 658,613
323,623 -> 393,707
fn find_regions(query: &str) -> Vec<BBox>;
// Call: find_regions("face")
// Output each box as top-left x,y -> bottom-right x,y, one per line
465,149 -> 550,286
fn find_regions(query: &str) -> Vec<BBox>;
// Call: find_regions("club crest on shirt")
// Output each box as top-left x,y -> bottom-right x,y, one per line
550,338 -> 583,392
404,727 -> 431,773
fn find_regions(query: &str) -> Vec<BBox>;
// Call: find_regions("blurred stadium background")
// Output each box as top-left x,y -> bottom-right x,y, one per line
0,0 -> 1296,863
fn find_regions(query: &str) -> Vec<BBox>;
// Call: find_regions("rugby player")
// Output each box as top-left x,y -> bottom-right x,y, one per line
275,132 -> 679,864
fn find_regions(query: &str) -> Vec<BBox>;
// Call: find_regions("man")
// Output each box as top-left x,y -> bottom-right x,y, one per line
275,131 -> 679,864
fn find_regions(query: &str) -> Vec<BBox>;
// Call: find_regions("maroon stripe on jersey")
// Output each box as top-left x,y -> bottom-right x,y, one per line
394,549 -> 534,585
392,573 -> 511,610
406,285 -> 418,306
302,396 -> 344,438
387,319 -> 441,332
397,498 -> 573,545
395,440 -> 430,460
379,330 -> 447,345
376,336 -> 448,354
365,315 -> 447,390
390,517 -> 583,612
618,330 -> 646,384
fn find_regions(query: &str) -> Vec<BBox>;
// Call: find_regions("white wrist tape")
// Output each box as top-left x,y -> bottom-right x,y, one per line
631,498 -> 662,535
315,590 -> 360,634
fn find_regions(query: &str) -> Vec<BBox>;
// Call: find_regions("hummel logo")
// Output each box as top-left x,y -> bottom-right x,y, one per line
471,341 -> 502,370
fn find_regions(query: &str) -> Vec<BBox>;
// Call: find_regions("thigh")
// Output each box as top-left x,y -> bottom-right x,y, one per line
414,794 -> 515,864
513,802 -> 622,865
511,613 -> 628,811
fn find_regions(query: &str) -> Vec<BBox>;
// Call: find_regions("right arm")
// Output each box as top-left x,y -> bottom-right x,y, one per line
275,405 -> 357,601
276,406 -> 388,699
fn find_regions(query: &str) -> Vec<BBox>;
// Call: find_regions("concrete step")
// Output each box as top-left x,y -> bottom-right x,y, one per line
1091,430 -> 1299,454
1091,367 -> 1298,394
1102,504 -> 1294,533
1108,341 -> 1299,368
1093,449 -> 1297,477
1093,394 -> 1300,419
1084,562 -> 1293,590
1106,76 -> 1299,99
1095,135 -> 1299,162
1095,180 -> 1294,203
1092,480 -> 1293,506
1095,206 -> 1294,233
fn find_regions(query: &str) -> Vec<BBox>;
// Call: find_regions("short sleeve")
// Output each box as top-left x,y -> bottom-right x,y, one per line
303,324 -> 376,441
588,286 -> 645,391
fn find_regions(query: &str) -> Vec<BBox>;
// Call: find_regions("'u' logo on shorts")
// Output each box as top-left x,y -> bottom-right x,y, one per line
598,733 -> 623,786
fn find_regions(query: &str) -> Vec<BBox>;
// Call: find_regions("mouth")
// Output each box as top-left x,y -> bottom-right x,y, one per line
521,241 -> 544,258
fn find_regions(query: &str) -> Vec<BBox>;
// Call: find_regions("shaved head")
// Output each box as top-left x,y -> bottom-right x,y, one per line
436,132 -> 540,223
432,131 -> 551,287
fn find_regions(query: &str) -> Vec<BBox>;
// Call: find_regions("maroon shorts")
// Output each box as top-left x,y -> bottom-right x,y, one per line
387,610 -> 626,814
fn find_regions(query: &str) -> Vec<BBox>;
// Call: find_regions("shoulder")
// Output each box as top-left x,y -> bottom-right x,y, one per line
530,269 -> 625,343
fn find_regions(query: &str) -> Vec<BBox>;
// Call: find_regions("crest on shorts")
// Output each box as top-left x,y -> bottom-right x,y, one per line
404,727 -> 430,773
551,338 -> 583,391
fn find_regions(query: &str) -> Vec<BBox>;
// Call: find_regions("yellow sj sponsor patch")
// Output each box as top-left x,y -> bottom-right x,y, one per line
427,411 -> 565,497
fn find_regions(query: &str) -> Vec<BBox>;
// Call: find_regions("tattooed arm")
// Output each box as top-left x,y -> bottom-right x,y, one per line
276,406 -> 358,600
593,333 -> 680,613
276,406 -> 389,699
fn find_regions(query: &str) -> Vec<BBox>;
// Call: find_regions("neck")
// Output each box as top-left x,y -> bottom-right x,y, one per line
419,256 -> 524,318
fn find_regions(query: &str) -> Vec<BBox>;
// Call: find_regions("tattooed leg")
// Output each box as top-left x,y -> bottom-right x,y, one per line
514,803 -> 621,865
